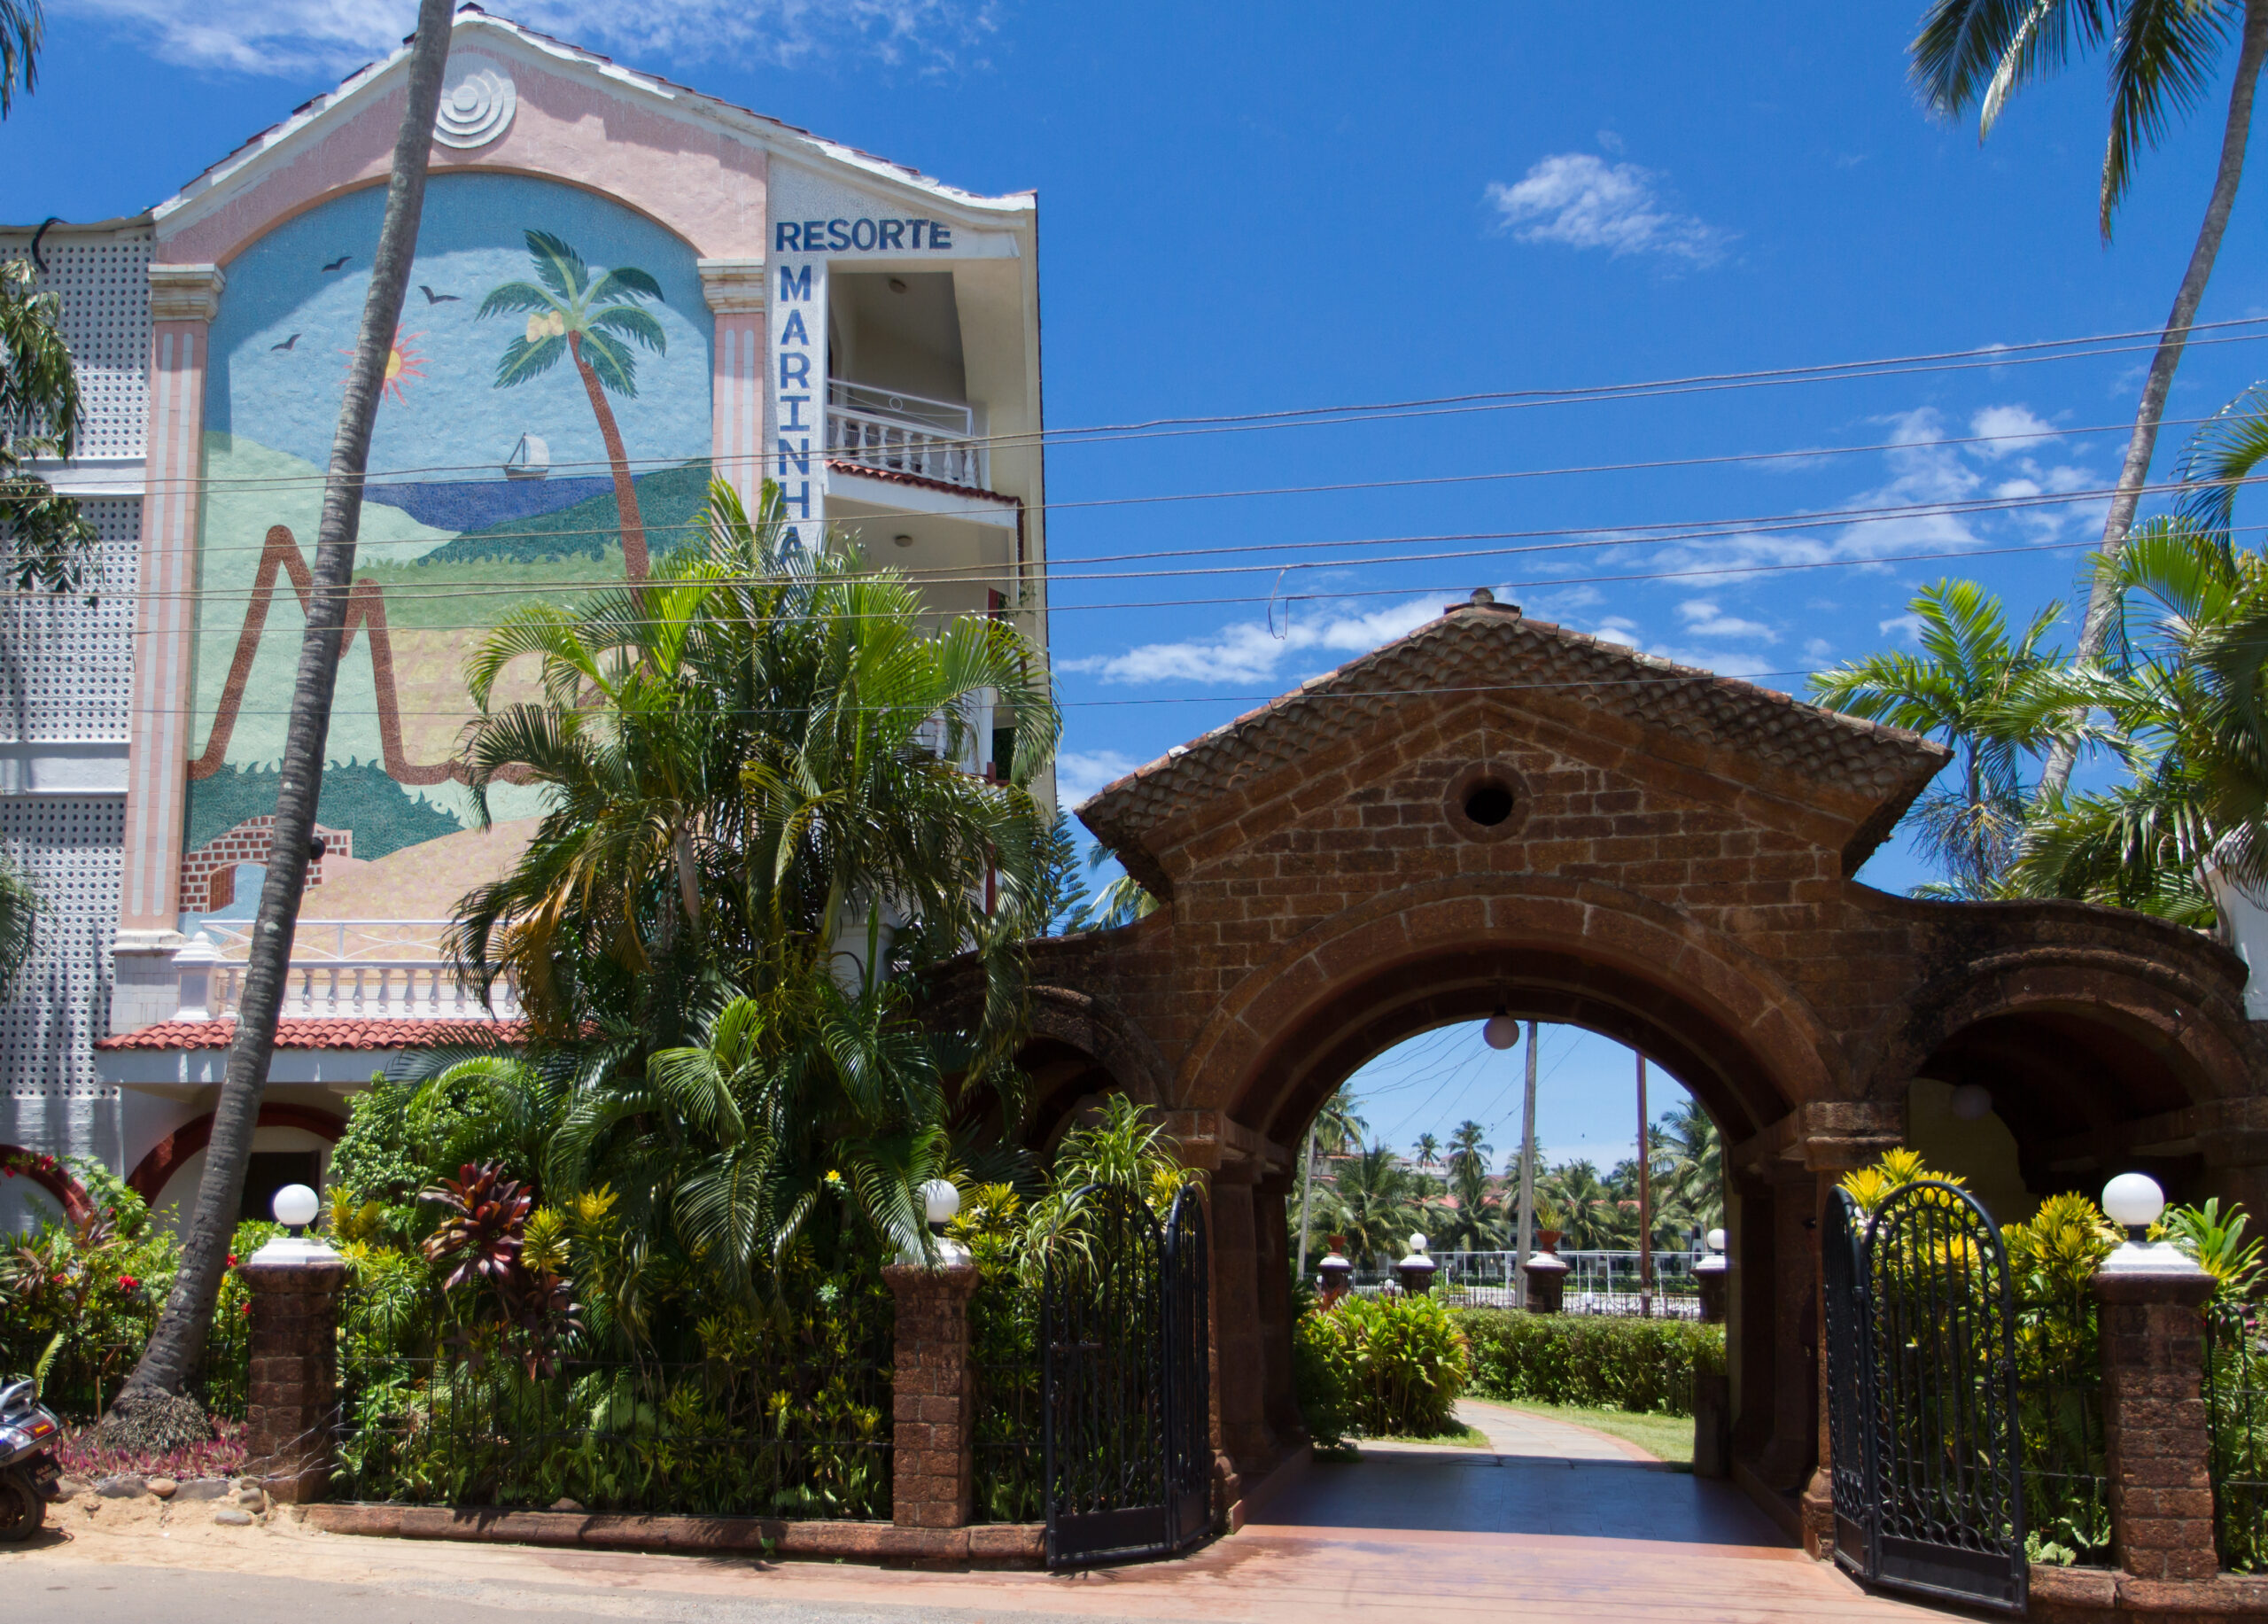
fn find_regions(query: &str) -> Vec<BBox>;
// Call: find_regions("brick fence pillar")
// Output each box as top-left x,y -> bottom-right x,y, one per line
240,1241 -> 346,1504
2096,1249 -> 2220,1582
882,1261 -> 980,1529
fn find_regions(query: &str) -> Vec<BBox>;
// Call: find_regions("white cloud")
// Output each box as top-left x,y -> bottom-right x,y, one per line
61,0 -> 994,77
1803,637 -> 1836,663
1879,613 -> 1925,642
1055,749 -> 1141,808
1970,404 -> 2056,459
1648,646 -> 1778,679
1061,597 -> 1441,687
1485,153 -> 1733,266
1675,599 -> 1777,641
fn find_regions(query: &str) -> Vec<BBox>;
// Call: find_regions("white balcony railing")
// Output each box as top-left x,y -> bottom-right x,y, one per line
172,921 -> 520,1024
826,379 -> 988,492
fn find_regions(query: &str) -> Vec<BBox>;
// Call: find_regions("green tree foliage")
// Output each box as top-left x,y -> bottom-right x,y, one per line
1811,579 -> 2070,897
1317,1144 -> 1422,1267
1296,1293 -> 1471,1439
0,256 -> 99,594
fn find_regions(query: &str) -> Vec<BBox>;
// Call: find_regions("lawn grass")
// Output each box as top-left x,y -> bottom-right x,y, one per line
1471,1398 -> 1696,1466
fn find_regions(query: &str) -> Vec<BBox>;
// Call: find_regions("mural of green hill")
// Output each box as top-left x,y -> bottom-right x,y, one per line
185,759 -> 467,863
414,460 -> 714,566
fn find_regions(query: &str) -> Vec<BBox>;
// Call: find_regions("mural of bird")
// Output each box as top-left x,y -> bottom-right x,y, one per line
271,334 -> 300,351
418,284 -> 462,303
322,254 -> 351,272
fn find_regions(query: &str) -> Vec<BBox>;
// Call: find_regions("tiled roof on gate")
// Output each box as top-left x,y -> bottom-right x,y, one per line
96,1017 -> 529,1052
1076,594 -> 1950,891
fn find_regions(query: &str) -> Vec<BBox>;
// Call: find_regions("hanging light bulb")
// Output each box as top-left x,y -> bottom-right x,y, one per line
1482,1007 -> 1521,1051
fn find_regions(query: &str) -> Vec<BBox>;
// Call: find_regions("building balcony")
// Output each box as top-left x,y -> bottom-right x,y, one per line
827,379 -> 990,493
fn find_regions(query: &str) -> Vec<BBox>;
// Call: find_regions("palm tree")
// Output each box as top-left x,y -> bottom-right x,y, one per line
1296,1085 -> 1369,1269
1412,1132 -> 1441,1171
0,1 -> 43,116
1319,1143 -> 1420,1269
0,256 -> 97,594
1540,1160 -> 1626,1251
1912,0 -> 2268,799
1811,579 -> 2071,896
1076,847 -> 1159,929
479,231 -> 668,579
0,853 -> 37,998
104,0 -> 460,1453
450,478 -> 1060,1065
1659,1098 -> 1724,1234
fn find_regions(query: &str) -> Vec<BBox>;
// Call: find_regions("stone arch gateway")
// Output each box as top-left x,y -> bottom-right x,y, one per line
1016,589 -> 2268,1548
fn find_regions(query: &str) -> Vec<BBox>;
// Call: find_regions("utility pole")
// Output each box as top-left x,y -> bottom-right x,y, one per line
1515,1019 -> 1539,1309
1295,1119 -> 1318,1279
1637,1053 -> 1653,1317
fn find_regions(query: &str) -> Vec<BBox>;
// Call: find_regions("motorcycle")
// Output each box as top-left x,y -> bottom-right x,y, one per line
0,1376 -> 63,1542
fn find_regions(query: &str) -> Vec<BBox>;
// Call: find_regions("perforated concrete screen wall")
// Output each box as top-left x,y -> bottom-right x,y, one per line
0,230 -> 152,458
0,498 -> 138,742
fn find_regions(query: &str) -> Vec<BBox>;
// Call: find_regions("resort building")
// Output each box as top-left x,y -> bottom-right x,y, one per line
0,7 -> 1048,1231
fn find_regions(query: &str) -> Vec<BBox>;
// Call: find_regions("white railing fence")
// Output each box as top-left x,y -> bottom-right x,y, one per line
826,379 -> 988,492
1340,1248 -> 1707,1319
172,921 -> 519,1023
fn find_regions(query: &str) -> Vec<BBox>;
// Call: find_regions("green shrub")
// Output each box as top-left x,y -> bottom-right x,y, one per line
1456,1310 -> 1723,1416
1292,1306 -> 1350,1448
1301,1294 -> 1470,1438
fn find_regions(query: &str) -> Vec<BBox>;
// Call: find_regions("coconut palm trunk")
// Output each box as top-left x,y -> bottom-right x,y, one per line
99,0 -> 457,1449
2040,0 -> 2268,800
568,330 -> 649,579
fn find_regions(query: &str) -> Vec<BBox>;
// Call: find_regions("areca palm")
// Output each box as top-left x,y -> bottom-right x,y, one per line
446,479 -> 1060,1292
1540,1160 -> 1625,1250
1658,1099 -> 1724,1233
1912,0 -> 2268,786
1811,579 -> 2072,896
479,230 -> 668,579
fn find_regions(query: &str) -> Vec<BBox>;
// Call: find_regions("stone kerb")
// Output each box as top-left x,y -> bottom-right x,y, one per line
882,1261 -> 981,1530
2095,1256 -> 2221,1584
240,1247 -> 347,1504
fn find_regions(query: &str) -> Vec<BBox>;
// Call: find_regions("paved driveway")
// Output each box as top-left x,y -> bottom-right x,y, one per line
5,1399 -> 1954,1623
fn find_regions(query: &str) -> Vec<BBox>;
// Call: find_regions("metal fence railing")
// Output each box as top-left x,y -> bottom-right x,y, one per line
1346,1249 -> 1708,1317
2206,1303 -> 2268,1573
971,1356 -> 1043,1524
332,1355 -> 893,1520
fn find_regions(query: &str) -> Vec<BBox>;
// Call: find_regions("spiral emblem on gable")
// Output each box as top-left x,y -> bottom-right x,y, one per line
433,66 -> 516,150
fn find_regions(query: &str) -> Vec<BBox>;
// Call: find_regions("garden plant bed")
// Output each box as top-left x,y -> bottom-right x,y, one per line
302,1502 -> 1046,1566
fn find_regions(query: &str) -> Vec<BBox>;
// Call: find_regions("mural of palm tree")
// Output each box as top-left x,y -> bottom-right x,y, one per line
478,230 -> 666,579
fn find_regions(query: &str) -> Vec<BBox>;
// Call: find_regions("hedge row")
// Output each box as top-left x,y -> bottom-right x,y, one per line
1454,1310 -> 1724,1417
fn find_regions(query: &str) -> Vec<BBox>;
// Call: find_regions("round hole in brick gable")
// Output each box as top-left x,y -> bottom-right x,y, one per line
1464,781 -> 1514,827
1443,764 -> 1527,843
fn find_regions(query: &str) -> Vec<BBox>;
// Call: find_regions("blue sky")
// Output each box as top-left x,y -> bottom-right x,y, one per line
14,1 -> 2268,1158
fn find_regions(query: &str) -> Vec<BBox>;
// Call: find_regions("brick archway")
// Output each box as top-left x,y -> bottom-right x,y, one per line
1030,591 -> 2268,1546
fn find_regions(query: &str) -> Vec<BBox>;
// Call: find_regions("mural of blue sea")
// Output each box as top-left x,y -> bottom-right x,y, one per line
361,474 -> 617,532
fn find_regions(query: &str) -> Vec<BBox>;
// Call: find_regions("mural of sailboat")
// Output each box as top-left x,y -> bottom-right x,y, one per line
501,431 -> 550,480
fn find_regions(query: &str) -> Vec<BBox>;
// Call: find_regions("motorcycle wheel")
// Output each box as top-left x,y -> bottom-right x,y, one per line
0,1467 -> 43,1542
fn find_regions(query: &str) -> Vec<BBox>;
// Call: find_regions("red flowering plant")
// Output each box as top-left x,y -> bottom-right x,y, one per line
1,1155 -> 272,1424
422,1161 -> 583,1376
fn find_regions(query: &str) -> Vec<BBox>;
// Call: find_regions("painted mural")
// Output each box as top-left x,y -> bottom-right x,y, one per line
183,173 -> 712,926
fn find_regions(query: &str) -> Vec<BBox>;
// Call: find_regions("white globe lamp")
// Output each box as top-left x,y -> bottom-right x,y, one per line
2101,1172 -> 2165,1239
1482,1010 -> 1521,1051
920,1177 -> 961,1232
1408,1232 -> 1429,1257
1948,1084 -> 1994,1122
1705,1228 -> 1727,1255
271,1183 -> 320,1232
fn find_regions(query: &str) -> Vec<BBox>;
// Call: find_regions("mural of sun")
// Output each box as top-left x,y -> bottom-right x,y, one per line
346,326 -> 428,404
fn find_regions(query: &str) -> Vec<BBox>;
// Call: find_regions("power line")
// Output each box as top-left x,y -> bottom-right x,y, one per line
31,315 -> 2268,493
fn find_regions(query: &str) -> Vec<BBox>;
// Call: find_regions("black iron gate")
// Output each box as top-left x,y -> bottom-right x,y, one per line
1041,1184 -> 1213,1568
1824,1178 -> 2027,1615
